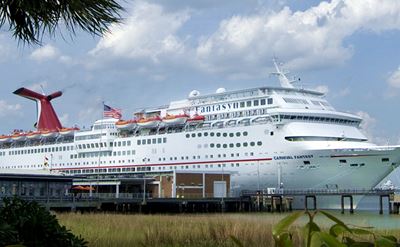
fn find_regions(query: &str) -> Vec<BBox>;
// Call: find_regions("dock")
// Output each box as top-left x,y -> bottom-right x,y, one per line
0,170 -> 399,214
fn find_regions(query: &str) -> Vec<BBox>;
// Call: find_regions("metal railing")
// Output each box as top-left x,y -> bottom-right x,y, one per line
240,188 -> 398,197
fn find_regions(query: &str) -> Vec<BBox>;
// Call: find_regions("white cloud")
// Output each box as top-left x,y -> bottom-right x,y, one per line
0,100 -> 21,117
59,113 -> 69,126
356,111 -> 376,142
338,87 -> 350,97
312,85 -> 329,94
90,1 -> 190,64
30,44 -> 59,62
196,0 -> 400,76
387,67 -> 400,88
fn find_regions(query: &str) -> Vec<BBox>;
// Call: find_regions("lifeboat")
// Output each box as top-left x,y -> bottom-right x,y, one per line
137,116 -> 161,128
59,127 -> 79,136
41,129 -> 59,138
115,119 -> 137,130
26,131 -> 42,140
11,132 -> 27,141
0,135 -> 11,142
186,115 -> 205,124
162,114 -> 188,126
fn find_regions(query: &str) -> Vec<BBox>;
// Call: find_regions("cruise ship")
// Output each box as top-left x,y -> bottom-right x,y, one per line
1,61 -> 399,200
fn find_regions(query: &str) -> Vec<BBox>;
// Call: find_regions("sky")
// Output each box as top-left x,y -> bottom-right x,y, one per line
0,0 -> 400,144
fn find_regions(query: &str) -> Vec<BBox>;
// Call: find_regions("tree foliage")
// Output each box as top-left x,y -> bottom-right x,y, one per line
0,197 -> 87,247
231,210 -> 399,247
0,0 -> 123,44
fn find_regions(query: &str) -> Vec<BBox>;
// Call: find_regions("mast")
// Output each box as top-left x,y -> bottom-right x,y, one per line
271,58 -> 296,89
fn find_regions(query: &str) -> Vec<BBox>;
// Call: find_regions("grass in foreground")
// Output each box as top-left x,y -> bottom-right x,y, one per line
57,212 -> 400,247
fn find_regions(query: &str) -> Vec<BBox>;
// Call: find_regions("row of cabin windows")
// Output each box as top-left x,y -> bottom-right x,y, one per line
137,137 -> 167,145
71,150 -> 136,159
241,98 -> 273,107
78,140 -> 132,149
206,108 -> 268,121
158,152 -> 254,162
7,145 -> 74,156
339,158 -> 390,164
209,141 -> 262,148
114,140 -> 131,147
64,161 -> 266,175
186,131 -> 248,138
273,115 -> 360,126
78,142 -> 108,150
75,133 -> 104,141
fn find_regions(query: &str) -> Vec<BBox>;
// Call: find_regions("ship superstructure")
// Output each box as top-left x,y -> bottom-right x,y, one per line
1,63 -> 399,200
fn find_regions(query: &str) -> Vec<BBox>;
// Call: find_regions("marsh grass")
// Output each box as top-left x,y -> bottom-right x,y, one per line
57,212 -> 400,247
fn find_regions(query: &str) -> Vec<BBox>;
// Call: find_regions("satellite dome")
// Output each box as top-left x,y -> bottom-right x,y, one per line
189,90 -> 200,97
216,87 -> 226,94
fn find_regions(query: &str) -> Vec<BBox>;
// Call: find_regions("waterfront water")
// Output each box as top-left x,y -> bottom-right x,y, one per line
309,210 -> 400,230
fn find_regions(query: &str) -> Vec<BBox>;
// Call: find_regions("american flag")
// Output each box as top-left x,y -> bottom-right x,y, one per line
103,104 -> 122,119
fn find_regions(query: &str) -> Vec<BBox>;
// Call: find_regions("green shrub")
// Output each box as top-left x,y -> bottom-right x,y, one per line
0,197 -> 87,247
272,210 -> 398,247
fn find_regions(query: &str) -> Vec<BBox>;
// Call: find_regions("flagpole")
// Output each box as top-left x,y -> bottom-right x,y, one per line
96,101 -> 104,199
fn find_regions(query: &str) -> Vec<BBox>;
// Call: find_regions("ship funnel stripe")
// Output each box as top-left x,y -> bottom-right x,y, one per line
13,87 -> 63,131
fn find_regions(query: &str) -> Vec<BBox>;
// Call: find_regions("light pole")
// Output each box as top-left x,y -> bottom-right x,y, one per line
257,160 -> 260,191
142,158 -> 147,204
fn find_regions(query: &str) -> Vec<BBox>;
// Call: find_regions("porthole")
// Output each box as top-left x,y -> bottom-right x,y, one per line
236,143 -> 241,147
223,144 -> 227,148
229,133 -> 234,137
210,143 -> 215,148
191,133 -> 196,138
257,141 -> 262,146
223,133 -> 227,137
236,132 -> 241,137
204,132 -> 208,137
243,142 -> 248,147
229,143 -> 234,148
216,144 -> 221,148
186,134 -> 190,138
243,131 -> 248,136
198,133 -> 202,137
210,132 -> 215,137
217,133 -> 221,137
250,142 -> 255,146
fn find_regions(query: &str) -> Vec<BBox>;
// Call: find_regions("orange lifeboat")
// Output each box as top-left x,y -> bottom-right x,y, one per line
11,132 -> 27,141
137,116 -> 161,128
162,114 -> 189,126
0,135 -> 11,142
26,131 -> 42,140
59,127 -> 79,136
187,115 -> 205,123
41,129 -> 59,138
115,119 -> 137,130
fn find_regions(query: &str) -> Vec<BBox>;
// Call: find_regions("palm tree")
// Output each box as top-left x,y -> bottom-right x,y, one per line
0,0 -> 123,44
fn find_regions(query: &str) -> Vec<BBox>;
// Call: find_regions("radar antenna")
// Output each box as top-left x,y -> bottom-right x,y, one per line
270,58 -> 299,88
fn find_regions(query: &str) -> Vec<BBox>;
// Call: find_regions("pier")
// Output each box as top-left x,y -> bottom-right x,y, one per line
1,170 -> 399,213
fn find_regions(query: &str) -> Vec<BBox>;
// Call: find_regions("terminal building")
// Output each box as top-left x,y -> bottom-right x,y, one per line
0,169 -> 72,202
